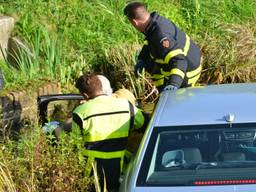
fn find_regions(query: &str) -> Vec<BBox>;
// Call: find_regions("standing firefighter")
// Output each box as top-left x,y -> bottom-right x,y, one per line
72,74 -> 145,191
124,2 -> 202,92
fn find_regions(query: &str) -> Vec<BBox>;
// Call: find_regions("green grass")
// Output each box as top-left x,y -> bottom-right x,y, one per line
0,124 -> 94,192
0,0 -> 256,191
1,0 -> 255,90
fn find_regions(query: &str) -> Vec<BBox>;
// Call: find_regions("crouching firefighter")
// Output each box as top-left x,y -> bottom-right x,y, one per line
71,74 -> 145,191
124,2 -> 202,92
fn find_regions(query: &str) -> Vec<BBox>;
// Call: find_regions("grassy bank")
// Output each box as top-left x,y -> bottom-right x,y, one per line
0,0 -> 256,191
0,123 -> 94,192
1,0 -> 255,91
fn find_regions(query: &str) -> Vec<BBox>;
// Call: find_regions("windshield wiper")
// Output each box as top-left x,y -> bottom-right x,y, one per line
192,161 -> 256,171
164,161 -> 256,171
164,162 -> 217,170
216,161 -> 256,168
187,162 -> 218,170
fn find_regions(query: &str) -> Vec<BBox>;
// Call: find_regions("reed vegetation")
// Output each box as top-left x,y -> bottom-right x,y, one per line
0,0 -> 255,191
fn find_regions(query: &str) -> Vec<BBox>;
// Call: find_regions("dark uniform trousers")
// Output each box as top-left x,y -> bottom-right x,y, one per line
84,137 -> 128,191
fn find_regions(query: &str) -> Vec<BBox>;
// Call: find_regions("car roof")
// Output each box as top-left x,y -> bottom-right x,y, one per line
153,83 -> 256,127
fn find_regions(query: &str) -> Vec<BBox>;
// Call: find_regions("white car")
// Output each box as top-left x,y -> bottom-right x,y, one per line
119,83 -> 256,192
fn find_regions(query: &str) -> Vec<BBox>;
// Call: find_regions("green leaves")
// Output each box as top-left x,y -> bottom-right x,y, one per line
0,125 -> 94,192
1,0 -> 256,91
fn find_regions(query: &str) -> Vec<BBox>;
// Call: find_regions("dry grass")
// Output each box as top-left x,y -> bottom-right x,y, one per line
200,24 -> 256,84
104,44 -> 158,103
0,162 -> 16,192
224,24 -> 256,82
92,162 -> 107,192
231,25 -> 256,63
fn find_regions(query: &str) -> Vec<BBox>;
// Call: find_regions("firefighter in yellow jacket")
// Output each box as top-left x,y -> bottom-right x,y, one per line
72,74 -> 145,191
124,2 -> 202,92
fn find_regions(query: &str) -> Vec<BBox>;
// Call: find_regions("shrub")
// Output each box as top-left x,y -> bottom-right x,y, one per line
0,125 -> 94,192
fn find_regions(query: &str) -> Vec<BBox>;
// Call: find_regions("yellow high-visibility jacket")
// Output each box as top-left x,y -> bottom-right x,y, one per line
72,95 -> 145,175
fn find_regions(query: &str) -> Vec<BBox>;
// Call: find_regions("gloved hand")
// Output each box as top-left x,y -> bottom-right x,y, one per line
163,84 -> 178,91
134,59 -> 144,78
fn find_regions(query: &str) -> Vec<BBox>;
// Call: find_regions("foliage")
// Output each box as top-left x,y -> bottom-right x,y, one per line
0,162 -> 16,192
104,43 -> 158,101
0,125 -> 94,192
0,0 -> 256,191
1,0 -> 256,90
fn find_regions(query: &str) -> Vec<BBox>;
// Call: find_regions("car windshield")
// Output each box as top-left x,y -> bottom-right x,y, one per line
137,123 -> 256,186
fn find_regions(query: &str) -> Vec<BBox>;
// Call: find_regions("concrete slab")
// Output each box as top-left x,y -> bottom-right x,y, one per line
0,16 -> 14,60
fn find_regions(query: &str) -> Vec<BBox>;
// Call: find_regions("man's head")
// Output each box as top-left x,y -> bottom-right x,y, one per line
75,74 -> 112,100
123,2 -> 150,32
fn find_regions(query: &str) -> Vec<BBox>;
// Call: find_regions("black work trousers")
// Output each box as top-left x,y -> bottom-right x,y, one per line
93,158 -> 121,192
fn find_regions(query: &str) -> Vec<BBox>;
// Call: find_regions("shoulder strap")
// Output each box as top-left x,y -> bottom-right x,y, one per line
72,112 -> 84,136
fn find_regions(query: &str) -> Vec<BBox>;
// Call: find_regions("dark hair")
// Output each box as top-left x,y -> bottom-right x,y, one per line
75,74 -> 102,96
123,1 -> 147,20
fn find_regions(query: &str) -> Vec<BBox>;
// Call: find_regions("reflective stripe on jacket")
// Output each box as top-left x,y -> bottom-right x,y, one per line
72,95 -> 144,175
139,12 -> 202,89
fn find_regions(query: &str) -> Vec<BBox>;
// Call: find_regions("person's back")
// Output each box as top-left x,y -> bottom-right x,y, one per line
72,74 -> 144,191
150,13 -> 201,74
73,95 -> 138,143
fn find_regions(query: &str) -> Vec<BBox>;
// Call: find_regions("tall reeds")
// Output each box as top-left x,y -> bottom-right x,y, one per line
0,162 -> 16,192
1,0 -> 256,89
